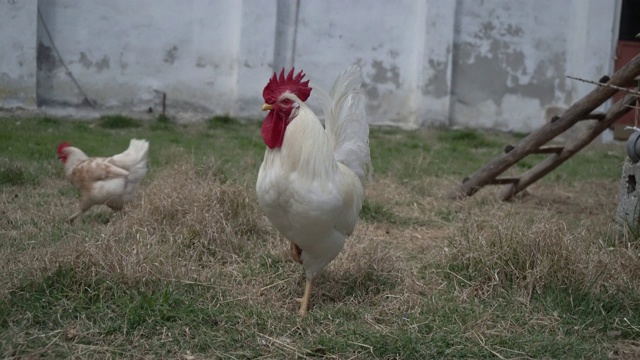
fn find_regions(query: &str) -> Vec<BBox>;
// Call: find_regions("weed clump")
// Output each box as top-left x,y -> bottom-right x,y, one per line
440,213 -> 640,303
150,114 -> 173,131
0,162 -> 37,186
207,115 -> 238,128
98,115 -> 142,129
437,129 -> 500,148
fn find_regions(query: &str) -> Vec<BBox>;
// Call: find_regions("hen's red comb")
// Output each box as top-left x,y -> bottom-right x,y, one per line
262,68 -> 312,104
57,142 -> 70,155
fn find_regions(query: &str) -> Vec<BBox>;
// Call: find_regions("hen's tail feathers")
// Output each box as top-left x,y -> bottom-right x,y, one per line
109,139 -> 149,170
111,139 -> 149,202
316,66 -> 372,186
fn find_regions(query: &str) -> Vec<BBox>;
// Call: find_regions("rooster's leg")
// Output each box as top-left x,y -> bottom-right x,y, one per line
298,279 -> 312,316
290,242 -> 303,264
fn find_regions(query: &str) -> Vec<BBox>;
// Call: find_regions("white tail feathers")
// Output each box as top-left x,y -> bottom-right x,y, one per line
109,139 -> 149,202
314,66 -> 372,186
109,139 -> 149,170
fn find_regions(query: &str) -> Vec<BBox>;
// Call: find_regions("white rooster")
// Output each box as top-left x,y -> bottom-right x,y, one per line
256,66 -> 371,315
57,139 -> 149,223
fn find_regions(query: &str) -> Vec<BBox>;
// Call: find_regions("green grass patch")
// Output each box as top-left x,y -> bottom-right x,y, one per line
360,199 -> 398,223
98,115 -> 142,129
207,115 -> 239,128
156,114 -> 171,124
149,114 -> 173,131
0,162 -> 37,187
3,263 -> 626,359
437,128 -> 501,148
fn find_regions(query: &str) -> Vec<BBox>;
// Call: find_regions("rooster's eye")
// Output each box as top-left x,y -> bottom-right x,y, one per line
280,98 -> 294,107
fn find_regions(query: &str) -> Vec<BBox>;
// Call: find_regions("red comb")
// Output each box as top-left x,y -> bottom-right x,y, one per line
262,68 -> 312,104
57,142 -> 70,155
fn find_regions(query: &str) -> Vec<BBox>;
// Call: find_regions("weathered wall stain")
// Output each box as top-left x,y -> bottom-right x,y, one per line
363,81 -> 379,101
78,52 -> 109,71
370,60 -> 400,89
119,52 -> 128,71
94,56 -> 110,71
37,42 -> 57,72
196,56 -> 207,68
163,45 -> 178,64
79,52 -> 92,69
454,40 -> 559,106
423,58 -> 449,98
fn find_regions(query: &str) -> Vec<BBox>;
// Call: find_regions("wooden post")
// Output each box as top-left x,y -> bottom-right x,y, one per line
499,94 -> 638,201
448,54 -> 640,199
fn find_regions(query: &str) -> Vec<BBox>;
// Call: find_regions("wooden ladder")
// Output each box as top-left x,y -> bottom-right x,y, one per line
450,54 -> 640,201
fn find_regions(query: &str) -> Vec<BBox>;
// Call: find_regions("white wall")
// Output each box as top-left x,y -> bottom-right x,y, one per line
0,0 -> 622,131
36,0 -> 247,116
0,0 -> 37,108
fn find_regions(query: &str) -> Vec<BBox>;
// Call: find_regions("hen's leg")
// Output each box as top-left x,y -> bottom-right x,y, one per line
290,242 -> 303,264
107,205 -> 123,212
106,201 -> 125,222
68,197 -> 91,223
106,198 -> 124,212
67,210 -> 83,223
298,279 -> 312,316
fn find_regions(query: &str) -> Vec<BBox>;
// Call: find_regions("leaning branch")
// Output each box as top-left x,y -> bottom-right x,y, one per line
566,75 -> 640,96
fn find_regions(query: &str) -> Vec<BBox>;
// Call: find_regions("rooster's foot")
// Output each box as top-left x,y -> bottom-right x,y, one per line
296,279 -> 313,316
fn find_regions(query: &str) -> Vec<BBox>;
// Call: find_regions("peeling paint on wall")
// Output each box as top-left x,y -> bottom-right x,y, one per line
363,82 -> 379,101
95,56 -> 110,71
77,52 -> 110,72
370,60 -> 400,88
423,58 -> 449,98
163,45 -> 178,64
37,42 -> 58,72
448,0 -> 586,131
118,52 -> 128,71
79,52 -> 92,69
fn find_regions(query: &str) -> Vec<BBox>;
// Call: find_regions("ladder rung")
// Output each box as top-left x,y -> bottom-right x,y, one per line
489,177 -> 519,185
534,146 -> 564,154
550,112 -> 606,122
504,144 -> 563,154
583,112 -> 606,120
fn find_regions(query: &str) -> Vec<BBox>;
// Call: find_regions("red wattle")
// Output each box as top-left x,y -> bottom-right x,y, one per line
261,111 -> 288,149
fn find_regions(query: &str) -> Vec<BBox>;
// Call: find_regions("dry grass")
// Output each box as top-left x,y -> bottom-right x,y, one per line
1,119 -> 640,358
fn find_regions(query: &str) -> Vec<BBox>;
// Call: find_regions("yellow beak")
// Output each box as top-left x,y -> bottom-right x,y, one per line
261,103 -> 273,111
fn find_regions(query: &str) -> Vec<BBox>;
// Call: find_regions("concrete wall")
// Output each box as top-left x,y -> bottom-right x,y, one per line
0,0 -> 623,131
36,0 -> 253,116
0,0 -> 37,108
